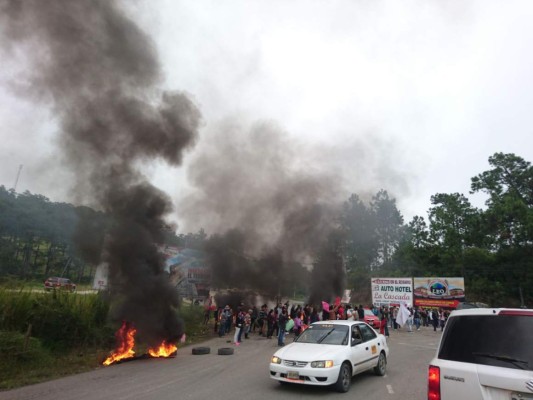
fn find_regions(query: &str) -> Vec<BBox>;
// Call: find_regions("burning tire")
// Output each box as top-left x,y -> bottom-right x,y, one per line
192,347 -> 211,355
217,347 -> 234,355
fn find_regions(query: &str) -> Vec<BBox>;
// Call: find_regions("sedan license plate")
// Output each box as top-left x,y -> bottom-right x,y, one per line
287,371 -> 300,380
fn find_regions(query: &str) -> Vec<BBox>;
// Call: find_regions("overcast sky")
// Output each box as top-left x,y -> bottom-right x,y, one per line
1,0 -> 532,233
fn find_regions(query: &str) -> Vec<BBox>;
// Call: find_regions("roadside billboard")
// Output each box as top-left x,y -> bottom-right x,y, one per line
371,278 -> 413,307
413,277 -> 465,308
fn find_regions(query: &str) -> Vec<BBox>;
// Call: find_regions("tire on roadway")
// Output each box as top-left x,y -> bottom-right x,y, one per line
217,347 -> 234,355
334,362 -> 352,393
374,352 -> 387,376
192,347 -> 211,355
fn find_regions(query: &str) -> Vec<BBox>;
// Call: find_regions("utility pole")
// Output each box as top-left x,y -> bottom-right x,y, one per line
518,286 -> 525,308
12,164 -> 23,192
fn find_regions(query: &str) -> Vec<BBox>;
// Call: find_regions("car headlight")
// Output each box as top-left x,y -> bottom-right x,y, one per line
310,360 -> 334,368
271,356 -> 282,364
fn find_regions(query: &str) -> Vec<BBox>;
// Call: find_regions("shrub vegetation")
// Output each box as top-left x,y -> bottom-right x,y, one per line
0,286 -> 210,389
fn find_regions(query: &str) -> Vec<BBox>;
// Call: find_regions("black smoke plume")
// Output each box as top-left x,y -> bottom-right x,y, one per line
180,120 -> 346,303
0,0 -> 201,347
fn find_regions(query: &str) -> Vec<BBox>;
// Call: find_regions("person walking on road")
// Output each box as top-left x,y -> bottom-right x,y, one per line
346,305 -> 355,321
439,308 -> 446,331
406,307 -> 414,332
266,309 -> 276,339
234,309 -> 245,345
382,306 -> 390,336
250,306 -> 258,333
357,305 -> 365,321
413,307 -> 421,331
244,309 -> 252,339
257,304 -> 267,335
277,307 -> 288,346
431,309 -> 439,332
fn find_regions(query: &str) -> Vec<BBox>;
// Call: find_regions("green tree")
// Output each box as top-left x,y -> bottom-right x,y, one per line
371,189 -> 404,266
471,152 -> 533,248
340,194 -> 377,272
388,216 -> 432,277
409,215 -> 430,250
470,153 -> 532,306
428,193 -> 481,249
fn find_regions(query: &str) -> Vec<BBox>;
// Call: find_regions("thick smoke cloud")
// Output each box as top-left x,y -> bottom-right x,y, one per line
0,0 -> 411,311
179,120 -> 347,302
0,0 -> 200,346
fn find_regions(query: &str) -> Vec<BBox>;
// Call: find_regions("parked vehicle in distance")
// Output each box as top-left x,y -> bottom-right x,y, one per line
44,277 -> 77,292
428,308 -> 533,400
363,308 -> 380,328
270,320 -> 389,393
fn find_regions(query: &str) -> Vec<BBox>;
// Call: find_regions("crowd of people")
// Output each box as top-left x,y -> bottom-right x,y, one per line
205,301 -> 452,347
372,304 -> 452,334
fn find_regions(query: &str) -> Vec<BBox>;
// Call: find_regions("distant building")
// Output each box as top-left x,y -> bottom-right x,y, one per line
163,246 -> 211,301
92,246 -> 211,299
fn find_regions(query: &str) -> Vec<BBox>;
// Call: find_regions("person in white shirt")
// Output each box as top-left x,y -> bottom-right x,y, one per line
346,304 -> 355,321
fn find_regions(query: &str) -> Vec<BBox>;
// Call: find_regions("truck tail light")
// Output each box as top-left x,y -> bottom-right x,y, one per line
428,365 -> 440,400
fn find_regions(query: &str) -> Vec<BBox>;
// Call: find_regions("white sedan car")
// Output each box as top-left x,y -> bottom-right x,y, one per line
269,320 -> 389,392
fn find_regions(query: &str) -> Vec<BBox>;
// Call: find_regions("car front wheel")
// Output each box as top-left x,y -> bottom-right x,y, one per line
333,362 -> 351,393
374,352 -> 387,376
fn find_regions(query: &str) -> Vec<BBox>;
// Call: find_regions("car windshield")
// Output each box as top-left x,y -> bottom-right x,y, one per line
364,310 -> 374,317
295,324 -> 349,345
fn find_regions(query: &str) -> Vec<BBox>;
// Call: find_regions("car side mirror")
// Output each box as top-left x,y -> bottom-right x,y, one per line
351,337 -> 362,346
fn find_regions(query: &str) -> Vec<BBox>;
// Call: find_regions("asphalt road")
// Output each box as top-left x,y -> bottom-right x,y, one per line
0,324 -> 442,400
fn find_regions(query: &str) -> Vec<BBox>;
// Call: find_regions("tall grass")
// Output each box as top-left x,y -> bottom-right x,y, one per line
179,303 -> 211,346
0,288 -> 113,389
0,288 -> 112,349
0,331 -> 54,388
0,289 -> 213,389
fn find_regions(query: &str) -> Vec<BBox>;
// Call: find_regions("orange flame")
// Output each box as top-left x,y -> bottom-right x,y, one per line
148,341 -> 177,358
103,321 -> 137,366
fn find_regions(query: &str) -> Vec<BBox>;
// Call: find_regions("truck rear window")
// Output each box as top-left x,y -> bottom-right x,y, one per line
438,314 -> 533,371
